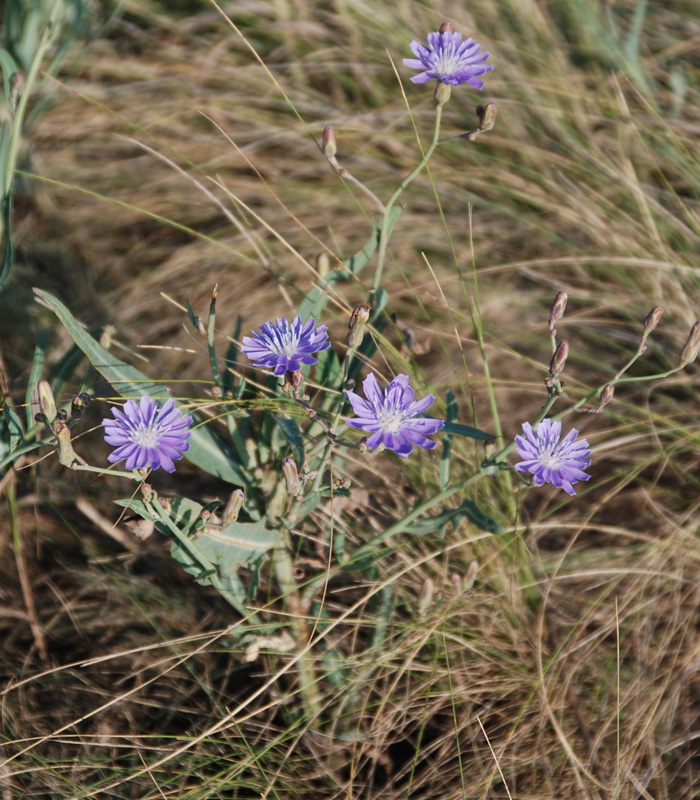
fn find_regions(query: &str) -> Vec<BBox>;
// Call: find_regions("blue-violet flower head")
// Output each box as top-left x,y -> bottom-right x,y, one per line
514,419 -> 591,496
102,395 -> 192,473
404,29 -> 493,89
345,373 -> 444,458
241,315 -> 330,376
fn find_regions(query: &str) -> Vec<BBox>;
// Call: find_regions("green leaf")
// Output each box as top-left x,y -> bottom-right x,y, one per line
404,498 -> 505,537
442,421 -> 494,441
440,390 -> 458,489
171,517 -> 276,598
296,206 -> 403,322
0,190 -> 15,293
273,414 -> 304,467
25,334 -> 45,437
2,403 -> 24,453
0,48 -> 19,104
35,289 -> 248,486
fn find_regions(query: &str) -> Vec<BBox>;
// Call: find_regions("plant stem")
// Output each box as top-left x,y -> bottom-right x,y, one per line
272,531 -> 322,718
371,104 -> 443,297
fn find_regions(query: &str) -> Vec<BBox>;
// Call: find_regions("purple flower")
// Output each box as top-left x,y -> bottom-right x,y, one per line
102,395 -> 192,473
241,316 -> 330,376
514,419 -> 591,496
345,373 -> 444,458
404,29 -> 493,89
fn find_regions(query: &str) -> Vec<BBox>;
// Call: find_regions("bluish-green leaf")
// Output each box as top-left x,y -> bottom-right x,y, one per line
35,289 -> 248,486
297,206 -> 403,322
0,48 -> 19,105
273,414 -> 304,467
25,334 -> 45,437
442,421 -> 493,441
404,498 -> 505,537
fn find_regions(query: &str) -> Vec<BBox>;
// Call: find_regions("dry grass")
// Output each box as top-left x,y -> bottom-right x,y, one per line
1,0 -> 699,797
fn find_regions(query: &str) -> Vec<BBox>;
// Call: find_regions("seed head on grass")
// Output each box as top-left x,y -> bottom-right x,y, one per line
102,395 -> 192,472
346,373 -> 444,458
404,27 -> 493,89
515,418 -> 591,496
241,316 -> 330,376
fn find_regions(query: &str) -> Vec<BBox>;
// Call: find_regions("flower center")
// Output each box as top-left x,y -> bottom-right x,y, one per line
134,423 -> 160,448
275,327 -> 299,357
376,407 -> 407,434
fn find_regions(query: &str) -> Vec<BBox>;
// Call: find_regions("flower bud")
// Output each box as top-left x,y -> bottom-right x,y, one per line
597,383 -> 615,411
644,306 -> 664,332
418,578 -> 434,615
316,251 -> 330,279
140,483 -> 155,504
54,419 -> 85,468
322,125 -> 337,159
346,303 -> 371,349
680,321 -> 700,364
282,456 -> 302,498
434,81 -> 452,106
462,560 -> 479,592
223,488 -> 245,524
56,408 -> 68,422
476,102 -> 497,132
37,380 -> 57,423
548,291 -> 568,332
439,21 -> 453,34
549,339 -> 569,378
99,325 -> 116,350
283,370 -> 305,396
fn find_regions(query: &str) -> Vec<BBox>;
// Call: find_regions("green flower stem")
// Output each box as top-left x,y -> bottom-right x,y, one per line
272,531 -> 322,718
311,345 -> 356,493
371,104 -> 443,297
71,464 -> 139,480
150,497 -> 257,622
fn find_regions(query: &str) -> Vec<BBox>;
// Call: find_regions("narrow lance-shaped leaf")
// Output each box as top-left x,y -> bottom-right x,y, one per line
34,289 -> 248,486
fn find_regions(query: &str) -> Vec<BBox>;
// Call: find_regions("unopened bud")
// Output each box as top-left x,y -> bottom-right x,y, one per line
223,488 -> 245,524
434,81 -> 452,106
283,370 -> 305,395
140,483 -> 155,504
548,291 -> 568,332
644,306 -> 664,332
322,125 -> 337,159
462,560 -> 479,591
37,380 -> 57,422
680,321 -> 700,364
439,21 -> 453,34
597,384 -> 615,411
282,456 -> 302,497
316,251 -> 330,279
346,303 -> 371,349
549,339 -> 570,378
476,102 -> 497,132
450,573 -> 462,592
418,578 -> 434,615
34,412 -> 48,425
54,419 -> 86,468
99,325 -> 116,350
211,385 -> 223,400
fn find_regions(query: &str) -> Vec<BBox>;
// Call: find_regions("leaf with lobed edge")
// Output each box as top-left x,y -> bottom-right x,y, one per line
35,289 -> 249,486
